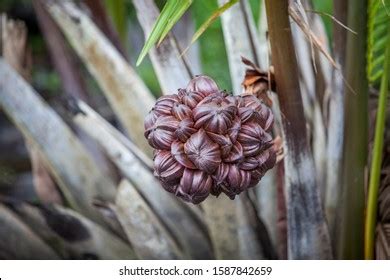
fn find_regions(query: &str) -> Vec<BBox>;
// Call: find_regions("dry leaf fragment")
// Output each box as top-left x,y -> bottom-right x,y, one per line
241,56 -> 275,107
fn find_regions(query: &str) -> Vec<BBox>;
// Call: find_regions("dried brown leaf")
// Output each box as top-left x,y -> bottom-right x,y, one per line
241,56 -> 275,107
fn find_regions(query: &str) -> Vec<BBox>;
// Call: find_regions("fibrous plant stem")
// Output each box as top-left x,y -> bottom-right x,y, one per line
264,0 -> 332,259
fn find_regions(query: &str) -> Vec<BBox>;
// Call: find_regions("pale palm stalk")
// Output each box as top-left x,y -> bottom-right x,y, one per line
325,0 -> 348,242
8,202 -> 137,259
46,0 -> 155,154
0,59 -> 116,224
0,204 -> 59,259
116,180 -> 184,259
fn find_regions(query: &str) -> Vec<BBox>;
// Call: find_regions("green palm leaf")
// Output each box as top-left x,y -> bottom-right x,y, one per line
136,0 -> 192,66
367,0 -> 390,85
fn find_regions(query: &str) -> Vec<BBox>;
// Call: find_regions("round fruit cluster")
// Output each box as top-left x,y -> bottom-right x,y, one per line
144,75 -> 276,204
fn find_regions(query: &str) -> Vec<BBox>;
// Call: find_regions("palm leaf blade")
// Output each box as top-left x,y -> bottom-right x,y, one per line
136,0 -> 192,66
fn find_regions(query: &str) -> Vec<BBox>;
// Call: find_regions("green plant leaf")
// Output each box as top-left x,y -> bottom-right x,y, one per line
136,0 -> 192,66
367,0 -> 390,85
157,0 -> 193,45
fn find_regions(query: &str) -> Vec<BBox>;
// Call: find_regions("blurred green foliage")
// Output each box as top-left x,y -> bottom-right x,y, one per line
248,0 -> 260,24
136,57 -> 162,96
192,0 -> 231,91
105,0 -> 127,42
312,0 -> 333,44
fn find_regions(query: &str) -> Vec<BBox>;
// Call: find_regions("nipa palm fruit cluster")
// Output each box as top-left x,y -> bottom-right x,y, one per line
144,75 -> 276,204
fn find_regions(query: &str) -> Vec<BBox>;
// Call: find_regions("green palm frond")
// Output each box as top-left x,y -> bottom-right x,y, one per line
367,0 -> 390,85
136,0 -> 192,66
136,0 -> 239,67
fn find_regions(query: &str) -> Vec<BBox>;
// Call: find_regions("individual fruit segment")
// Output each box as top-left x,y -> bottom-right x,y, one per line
176,169 -> 212,204
184,129 -> 221,174
154,150 -> 184,186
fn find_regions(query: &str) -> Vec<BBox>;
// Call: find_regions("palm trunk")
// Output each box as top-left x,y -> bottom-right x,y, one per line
264,0 -> 332,259
336,0 -> 368,259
